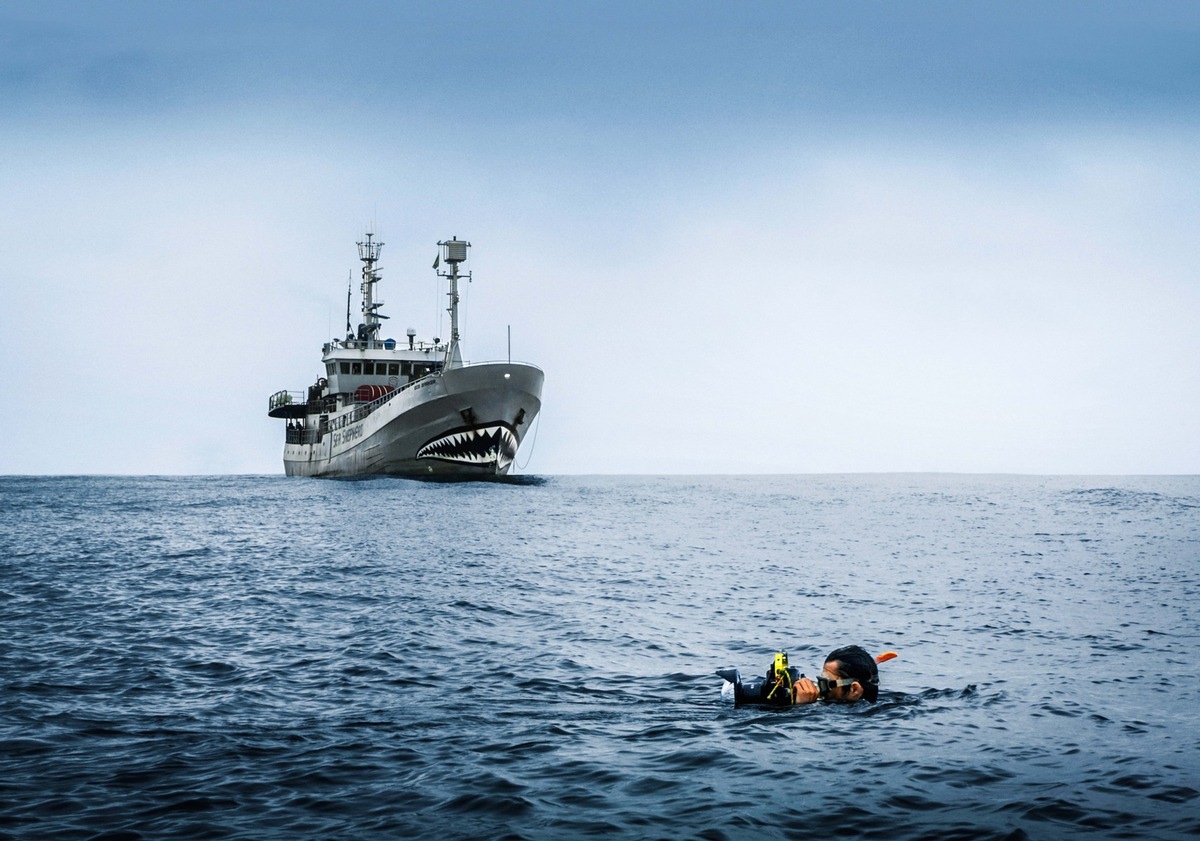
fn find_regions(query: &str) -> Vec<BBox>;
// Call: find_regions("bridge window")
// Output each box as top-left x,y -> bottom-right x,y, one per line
340,362 -> 350,374
352,362 -> 362,375
364,362 -> 375,375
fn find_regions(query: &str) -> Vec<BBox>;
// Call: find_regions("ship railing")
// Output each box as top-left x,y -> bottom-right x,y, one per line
269,390 -> 305,411
278,359 -> 543,437
285,427 -> 321,445
325,372 -> 429,433
457,359 -> 544,371
323,338 -> 447,353
328,359 -> 540,426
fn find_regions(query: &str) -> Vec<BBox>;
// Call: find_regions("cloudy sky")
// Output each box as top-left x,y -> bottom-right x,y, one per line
2,1 -> 1197,475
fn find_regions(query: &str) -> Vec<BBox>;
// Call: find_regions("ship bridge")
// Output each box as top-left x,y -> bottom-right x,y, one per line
321,336 -> 446,396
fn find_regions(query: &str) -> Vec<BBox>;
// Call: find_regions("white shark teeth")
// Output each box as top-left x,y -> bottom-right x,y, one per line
416,424 -> 519,465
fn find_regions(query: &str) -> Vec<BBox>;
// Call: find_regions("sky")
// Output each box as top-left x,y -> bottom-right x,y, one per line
2,1 -> 1198,475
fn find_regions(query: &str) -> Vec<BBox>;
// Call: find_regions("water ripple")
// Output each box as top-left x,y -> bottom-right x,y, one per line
2,474 -> 1198,839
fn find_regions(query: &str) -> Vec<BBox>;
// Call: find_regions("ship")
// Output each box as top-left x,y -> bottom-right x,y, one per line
267,233 -> 543,478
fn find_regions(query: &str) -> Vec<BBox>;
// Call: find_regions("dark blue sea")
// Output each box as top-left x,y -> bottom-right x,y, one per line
2,474 -> 1198,840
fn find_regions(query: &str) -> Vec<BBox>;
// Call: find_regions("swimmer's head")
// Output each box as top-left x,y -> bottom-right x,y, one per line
824,645 -> 879,703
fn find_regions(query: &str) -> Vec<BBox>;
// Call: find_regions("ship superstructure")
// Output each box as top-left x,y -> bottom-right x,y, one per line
267,233 -> 543,477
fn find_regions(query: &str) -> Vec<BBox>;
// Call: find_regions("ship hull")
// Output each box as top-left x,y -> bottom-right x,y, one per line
283,362 -> 543,478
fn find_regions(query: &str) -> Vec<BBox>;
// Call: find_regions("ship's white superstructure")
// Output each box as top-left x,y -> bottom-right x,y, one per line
268,233 -> 543,478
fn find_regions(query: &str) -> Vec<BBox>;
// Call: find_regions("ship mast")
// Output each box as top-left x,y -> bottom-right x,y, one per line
436,237 -> 469,368
356,232 -> 387,343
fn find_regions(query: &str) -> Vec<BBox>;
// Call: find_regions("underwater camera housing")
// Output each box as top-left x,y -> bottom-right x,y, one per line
717,651 -> 802,707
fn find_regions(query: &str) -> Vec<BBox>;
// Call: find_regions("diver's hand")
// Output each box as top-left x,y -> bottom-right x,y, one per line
792,677 -> 820,704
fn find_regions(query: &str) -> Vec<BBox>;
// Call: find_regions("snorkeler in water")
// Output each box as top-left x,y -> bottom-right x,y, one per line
791,645 -> 882,704
717,645 -> 897,707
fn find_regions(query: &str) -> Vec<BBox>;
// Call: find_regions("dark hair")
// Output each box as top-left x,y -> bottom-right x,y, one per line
825,645 -> 879,702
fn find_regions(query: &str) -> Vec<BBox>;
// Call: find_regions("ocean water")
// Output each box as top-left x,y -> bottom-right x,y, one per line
2,474 -> 1198,840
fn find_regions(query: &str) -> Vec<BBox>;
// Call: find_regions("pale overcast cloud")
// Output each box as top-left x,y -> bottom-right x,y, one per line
2,1 -> 1197,475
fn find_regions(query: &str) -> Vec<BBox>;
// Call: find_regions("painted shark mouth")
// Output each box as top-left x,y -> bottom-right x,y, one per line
416,422 -> 519,469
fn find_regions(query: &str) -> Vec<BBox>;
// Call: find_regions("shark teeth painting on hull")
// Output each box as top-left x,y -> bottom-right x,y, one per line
416,423 -> 519,470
